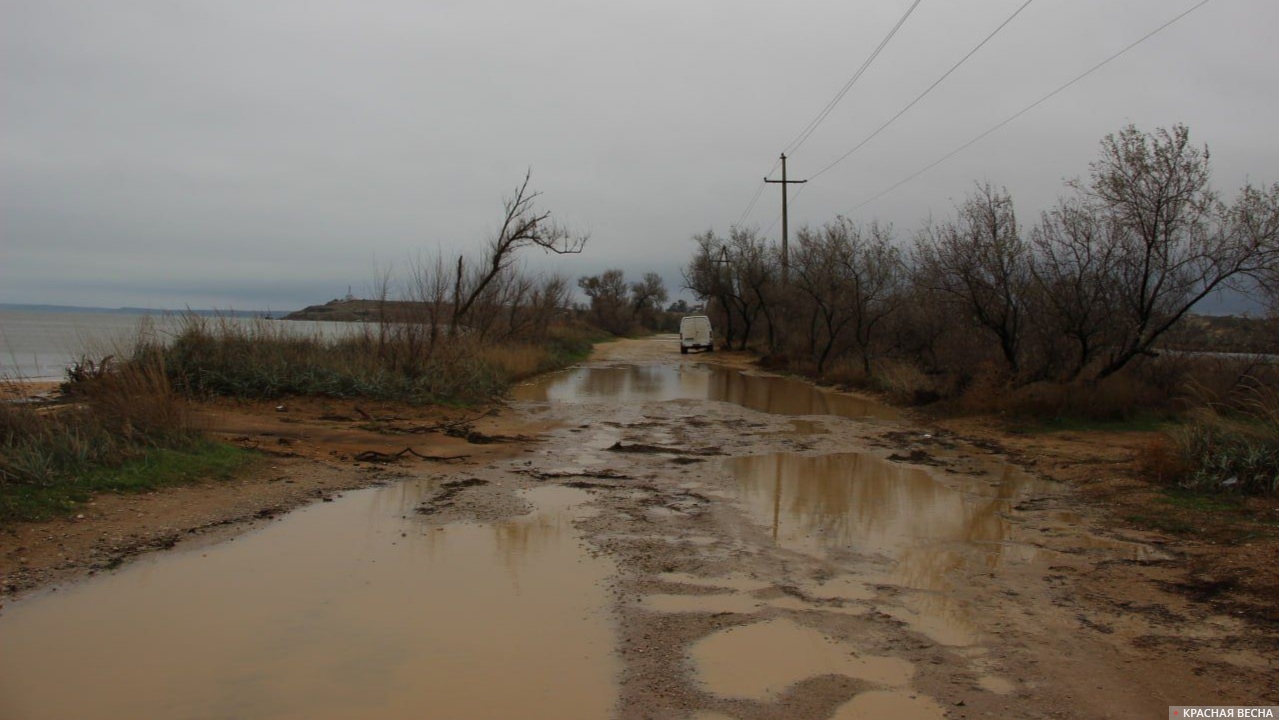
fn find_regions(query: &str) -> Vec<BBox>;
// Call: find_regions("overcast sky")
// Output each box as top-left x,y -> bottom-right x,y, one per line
3,0 -> 1276,311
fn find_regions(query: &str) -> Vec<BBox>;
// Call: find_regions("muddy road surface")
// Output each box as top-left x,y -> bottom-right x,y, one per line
1,337 -> 1274,719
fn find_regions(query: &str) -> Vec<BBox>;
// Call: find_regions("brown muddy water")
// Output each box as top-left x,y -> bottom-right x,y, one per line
513,363 -> 899,420
0,484 -> 617,720
728,452 -> 1055,647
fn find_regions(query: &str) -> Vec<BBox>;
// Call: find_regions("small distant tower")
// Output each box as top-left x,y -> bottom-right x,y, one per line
343,285 -> 355,302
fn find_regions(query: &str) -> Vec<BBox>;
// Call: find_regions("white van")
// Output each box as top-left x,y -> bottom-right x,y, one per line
679,315 -> 714,354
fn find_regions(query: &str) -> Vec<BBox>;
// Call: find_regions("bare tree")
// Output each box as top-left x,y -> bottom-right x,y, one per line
1077,125 -> 1278,378
450,171 -> 586,337
913,184 -> 1030,373
579,269 -> 631,335
1028,197 -> 1120,379
1234,183 -> 1279,316
789,218 -> 904,374
725,227 -> 780,351
683,231 -> 737,346
791,220 -> 857,373
529,274 -> 571,336
629,272 -> 669,329
836,221 -> 905,375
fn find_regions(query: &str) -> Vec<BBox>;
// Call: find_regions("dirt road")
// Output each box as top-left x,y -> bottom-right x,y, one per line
1,337 -> 1275,718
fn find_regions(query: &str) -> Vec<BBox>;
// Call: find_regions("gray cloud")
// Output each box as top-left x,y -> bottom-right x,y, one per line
3,0 -> 1276,310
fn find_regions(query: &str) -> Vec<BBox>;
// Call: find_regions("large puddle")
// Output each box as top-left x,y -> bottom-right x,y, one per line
513,363 -> 898,420
690,617 -> 914,701
0,485 -> 617,720
730,453 -> 1047,558
728,452 -> 1057,645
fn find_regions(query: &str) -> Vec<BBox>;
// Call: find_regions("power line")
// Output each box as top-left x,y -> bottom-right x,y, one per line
738,0 -> 923,230
735,182 -> 767,227
808,0 -> 1036,182
733,156 -> 784,227
763,211 -> 782,237
850,0 -> 1215,213
782,0 -> 925,157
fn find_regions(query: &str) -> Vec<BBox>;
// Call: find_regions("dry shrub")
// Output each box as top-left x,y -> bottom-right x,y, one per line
2,354 -> 196,489
63,353 -> 190,443
1172,407 -> 1279,496
954,362 -> 1013,415
156,312 -> 599,404
1059,371 -> 1167,420
477,343 -> 546,382
822,357 -> 870,388
1137,435 -> 1191,485
158,315 -> 504,404
875,359 -> 943,406
481,324 -> 599,383
993,362 -> 1178,421
1177,355 -> 1279,413
1167,378 -> 1279,495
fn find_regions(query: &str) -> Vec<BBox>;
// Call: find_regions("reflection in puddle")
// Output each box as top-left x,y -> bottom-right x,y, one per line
690,618 -> 913,700
514,364 -> 898,420
0,486 -> 617,720
788,419 -> 828,435
728,453 -> 1054,645
729,453 -> 1023,558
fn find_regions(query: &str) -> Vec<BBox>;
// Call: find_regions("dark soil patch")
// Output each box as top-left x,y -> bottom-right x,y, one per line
607,442 -> 723,456
416,478 -> 489,515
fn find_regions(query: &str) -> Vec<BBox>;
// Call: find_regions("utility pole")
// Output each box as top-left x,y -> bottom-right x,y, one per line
764,153 -> 806,285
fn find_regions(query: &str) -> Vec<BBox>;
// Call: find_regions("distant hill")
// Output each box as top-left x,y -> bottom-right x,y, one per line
0,303 -> 288,318
283,299 -> 430,322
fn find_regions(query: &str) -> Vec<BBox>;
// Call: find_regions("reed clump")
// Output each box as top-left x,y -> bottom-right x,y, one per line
1171,380 -> 1279,496
156,315 -> 600,405
0,353 -> 241,523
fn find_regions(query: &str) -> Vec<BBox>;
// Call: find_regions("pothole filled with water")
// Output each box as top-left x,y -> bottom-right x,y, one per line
726,452 -> 1059,645
0,485 -> 618,720
513,363 -> 899,420
689,618 -> 914,701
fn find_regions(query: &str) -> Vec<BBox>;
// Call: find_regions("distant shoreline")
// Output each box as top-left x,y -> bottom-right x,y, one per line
0,303 -> 293,318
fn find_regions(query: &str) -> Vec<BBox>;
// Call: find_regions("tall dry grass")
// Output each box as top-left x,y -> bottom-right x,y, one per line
1,353 -> 200,521
1171,376 -> 1279,496
155,314 -> 599,404
158,315 -> 489,404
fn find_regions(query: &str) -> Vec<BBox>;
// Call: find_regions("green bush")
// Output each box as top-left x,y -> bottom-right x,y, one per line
1172,411 -> 1279,496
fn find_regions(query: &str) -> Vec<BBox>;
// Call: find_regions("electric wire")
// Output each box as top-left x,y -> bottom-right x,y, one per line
750,0 -> 922,231
733,156 -> 784,227
783,0 -> 925,157
763,211 -> 782,237
808,0 -> 1036,182
735,181 -> 767,228
849,0 -> 1215,213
